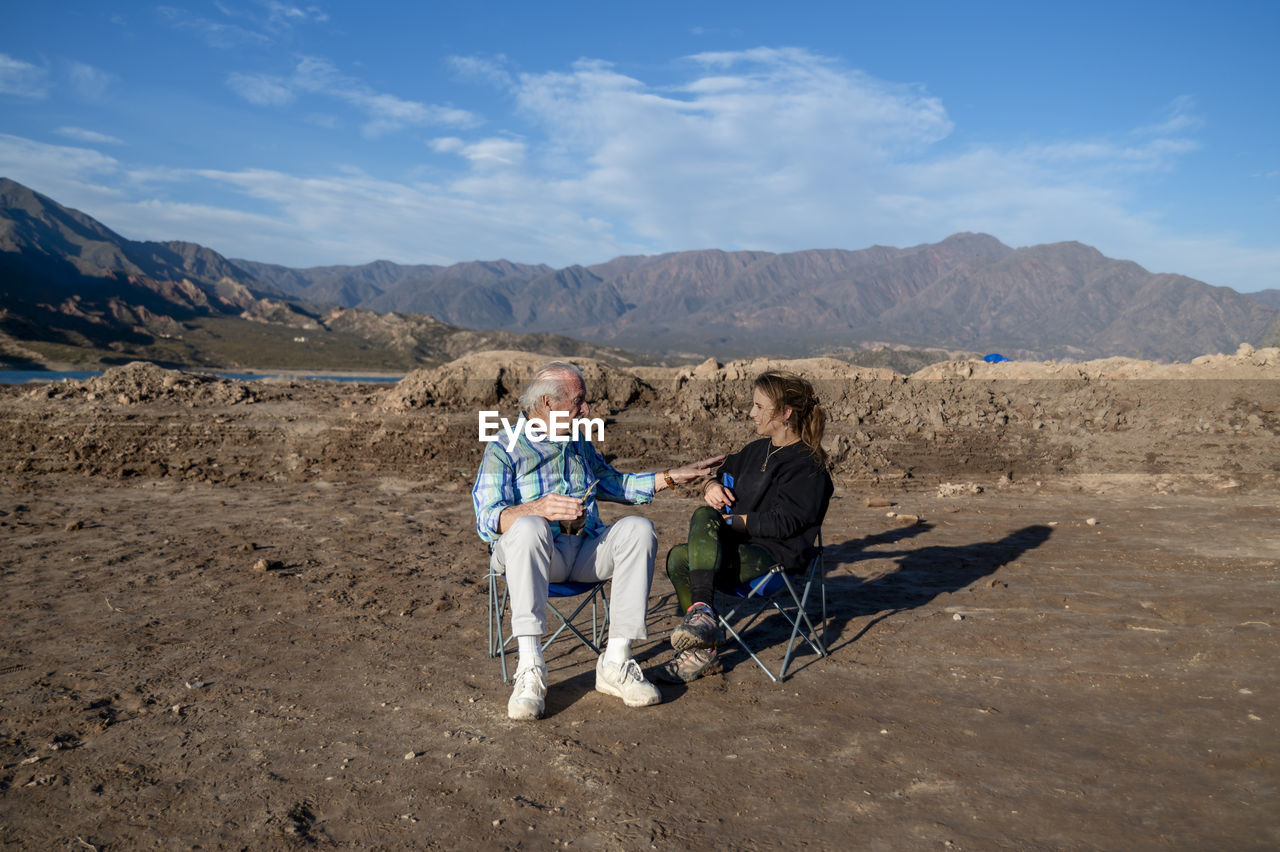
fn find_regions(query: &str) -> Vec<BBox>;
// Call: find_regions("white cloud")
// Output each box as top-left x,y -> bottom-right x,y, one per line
226,56 -> 479,136
432,136 -> 525,168
0,134 -> 130,222
429,137 -> 464,153
3,48 -> 1276,292
1135,95 -> 1203,136
157,6 -> 272,48
447,55 -> 514,88
292,56 -> 479,136
172,0 -> 328,43
183,166 -> 627,265
0,133 -> 122,180
502,49 -> 954,247
56,127 -> 126,145
261,1 -> 329,28
67,62 -> 117,100
0,54 -> 50,99
227,72 -> 295,106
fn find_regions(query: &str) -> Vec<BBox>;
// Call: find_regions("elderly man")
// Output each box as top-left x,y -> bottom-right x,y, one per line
473,361 -> 722,720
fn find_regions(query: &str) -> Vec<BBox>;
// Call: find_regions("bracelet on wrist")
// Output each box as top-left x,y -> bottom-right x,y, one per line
662,470 -> 676,490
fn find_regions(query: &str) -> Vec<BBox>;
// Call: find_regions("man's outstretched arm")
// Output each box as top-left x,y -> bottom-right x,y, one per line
653,454 -> 726,492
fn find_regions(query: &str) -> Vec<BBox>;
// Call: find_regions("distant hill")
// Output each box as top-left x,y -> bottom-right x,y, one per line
0,178 -> 646,370
1246,289 -> 1280,310
4,176 -> 1278,365
260,234 -> 1280,361
315,235 -> 1276,360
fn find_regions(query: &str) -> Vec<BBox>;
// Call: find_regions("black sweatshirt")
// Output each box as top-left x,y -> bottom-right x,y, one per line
715,438 -> 834,573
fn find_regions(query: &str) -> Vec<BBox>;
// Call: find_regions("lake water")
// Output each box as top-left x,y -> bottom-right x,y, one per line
0,369 -> 404,385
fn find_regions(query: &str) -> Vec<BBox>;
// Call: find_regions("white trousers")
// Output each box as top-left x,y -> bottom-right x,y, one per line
490,515 -> 656,640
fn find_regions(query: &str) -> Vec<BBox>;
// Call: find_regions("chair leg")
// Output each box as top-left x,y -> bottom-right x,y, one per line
542,590 -> 607,655
489,572 -> 610,683
717,565 -> 828,682
717,587 -> 785,683
775,572 -> 827,681
489,572 -> 512,683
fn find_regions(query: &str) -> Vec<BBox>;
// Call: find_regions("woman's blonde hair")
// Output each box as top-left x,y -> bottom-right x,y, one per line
754,370 -> 828,468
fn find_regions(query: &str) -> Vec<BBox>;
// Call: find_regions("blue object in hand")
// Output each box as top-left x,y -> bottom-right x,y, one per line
722,472 -> 734,522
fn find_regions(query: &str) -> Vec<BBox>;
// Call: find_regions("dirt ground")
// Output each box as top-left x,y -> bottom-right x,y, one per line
1,355 -> 1277,850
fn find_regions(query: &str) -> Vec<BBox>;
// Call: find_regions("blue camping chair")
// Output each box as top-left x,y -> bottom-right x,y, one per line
715,531 -> 828,682
487,568 -> 610,684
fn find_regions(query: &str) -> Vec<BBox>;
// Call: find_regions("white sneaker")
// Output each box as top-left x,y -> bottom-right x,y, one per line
507,665 -> 547,720
595,656 -> 661,707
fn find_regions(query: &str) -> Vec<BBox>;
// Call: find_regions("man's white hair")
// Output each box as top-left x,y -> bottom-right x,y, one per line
519,361 -> 585,412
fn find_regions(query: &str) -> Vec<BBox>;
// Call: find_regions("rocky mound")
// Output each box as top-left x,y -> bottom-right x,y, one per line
381,350 -> 647,411
641,356 -> 901,421
911,344 -> 1280,381
24,361 -> 257,406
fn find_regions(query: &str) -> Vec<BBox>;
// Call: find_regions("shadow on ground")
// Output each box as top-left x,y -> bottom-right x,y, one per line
702,523 -> 1054,678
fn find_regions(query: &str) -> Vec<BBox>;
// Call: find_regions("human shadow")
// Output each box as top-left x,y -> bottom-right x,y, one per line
822,524 -> 1054,654
708,523 -> 1052,678
536,523 -> 1051,703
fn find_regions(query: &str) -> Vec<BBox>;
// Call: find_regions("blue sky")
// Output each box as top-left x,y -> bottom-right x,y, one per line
2,1 -> 1277,292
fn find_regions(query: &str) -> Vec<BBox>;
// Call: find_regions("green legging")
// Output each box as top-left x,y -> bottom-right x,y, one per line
666,506 -> 778,613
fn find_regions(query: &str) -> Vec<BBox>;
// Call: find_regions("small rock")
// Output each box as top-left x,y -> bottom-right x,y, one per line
893,514 -> 920,526
937,482 -> 983,498
404,751 -> 416,760
693,356 -> 721,375
252,558 -> 284,572
865,497 -> 893,508
1085,517 -> 1098,526
953,613 -> 964,621
64,520 -> 84,532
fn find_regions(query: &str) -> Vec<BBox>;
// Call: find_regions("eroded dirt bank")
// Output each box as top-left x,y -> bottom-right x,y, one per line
1,353 -> 1277,849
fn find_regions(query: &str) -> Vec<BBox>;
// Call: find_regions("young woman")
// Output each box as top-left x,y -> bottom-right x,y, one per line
655,370 -> 834,683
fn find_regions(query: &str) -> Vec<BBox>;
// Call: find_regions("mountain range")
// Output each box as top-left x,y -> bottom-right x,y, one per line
0,178 -> 643,370
2,176 -> 1277,368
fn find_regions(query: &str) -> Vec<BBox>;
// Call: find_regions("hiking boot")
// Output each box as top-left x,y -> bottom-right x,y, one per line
670,602 -> 721,651
652,647 -> 720,684
507,664 -> 547,720
595,656 -> 661,707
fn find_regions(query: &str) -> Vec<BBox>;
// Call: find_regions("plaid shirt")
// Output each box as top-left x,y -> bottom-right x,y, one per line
472,427 -> 656,544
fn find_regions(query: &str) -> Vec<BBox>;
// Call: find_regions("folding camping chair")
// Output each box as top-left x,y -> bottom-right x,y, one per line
487,568 -> 610,684
715,531 -> 828,682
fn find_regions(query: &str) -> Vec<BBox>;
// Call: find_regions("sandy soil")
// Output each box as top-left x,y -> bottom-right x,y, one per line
1,354 -> 1277,850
